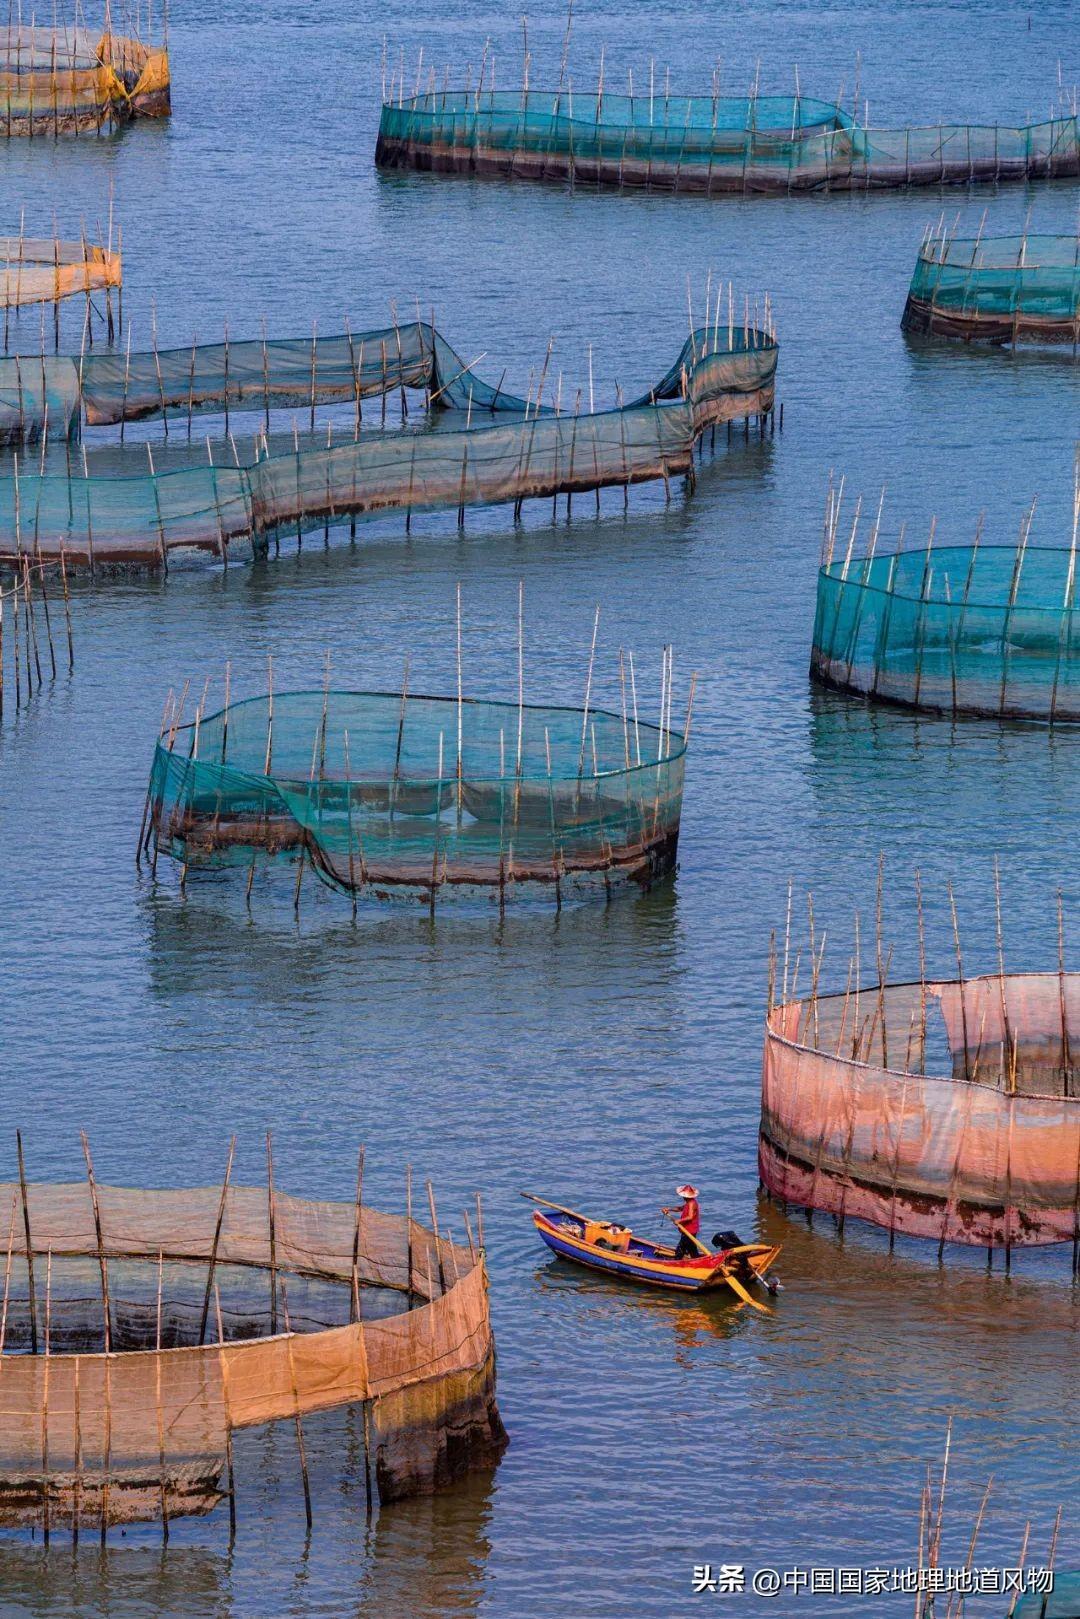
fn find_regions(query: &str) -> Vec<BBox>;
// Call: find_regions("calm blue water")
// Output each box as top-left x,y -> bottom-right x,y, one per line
1,2 -> 1079,1615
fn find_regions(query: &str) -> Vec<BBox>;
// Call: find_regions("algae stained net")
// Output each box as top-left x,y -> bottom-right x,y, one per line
0,321 -> 779,560
149,691 -> 688,898
811,545 -> 1080,720
375,87 -> 1080,192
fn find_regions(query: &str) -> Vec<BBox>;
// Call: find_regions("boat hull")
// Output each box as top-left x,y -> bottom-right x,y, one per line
534,1213 -> 730,1292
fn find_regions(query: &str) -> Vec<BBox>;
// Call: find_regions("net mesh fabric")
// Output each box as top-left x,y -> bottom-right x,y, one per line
149,691 -> 687,894
903,232 -> 1080,341
811,545 -> 1080,719
375,89 -> 1080,193
760,975 -> 1080,1247
0,26 -> 170,133
0,238 -> 121,311
0,1182 -> 490,1520
0,322 -> 778,555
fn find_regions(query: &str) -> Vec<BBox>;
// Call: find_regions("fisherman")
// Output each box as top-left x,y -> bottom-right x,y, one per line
663,1183 -> 701,1259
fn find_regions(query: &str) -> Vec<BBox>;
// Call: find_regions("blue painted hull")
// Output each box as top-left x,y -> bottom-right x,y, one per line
536,1220 -> 715,1291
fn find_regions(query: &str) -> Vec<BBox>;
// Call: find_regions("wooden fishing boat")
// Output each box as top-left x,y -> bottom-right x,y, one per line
523,1193 -> 782,1309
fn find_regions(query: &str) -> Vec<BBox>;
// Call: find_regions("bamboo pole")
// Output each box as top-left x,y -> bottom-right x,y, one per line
41,1244 -> 51,1542
80,1131 -> 110,1353
72,1353 -> 82,1546
947,883 -> 971,1083
993,856 -> 1016,1092
915,868 -> 927,1069
0,1193 -> 16,1355
405,1162 -> 413,1299
280,1279 -> 312,1529
578,603 -> 600,775
781,875 -> 794,1005
266,1130 -> 277,1335
350,1144 -> 365,1322
59,545 -> 72,671
213,1283 -> 237,1539
456,580 -> 464,814
426,1180 -> 445,1293
198,1135 -> 236,1344
875,853 -> 889,1069
1059,891 -> 1072,1099
155,1247 -> 167,1539
15,1129 -> 37,1353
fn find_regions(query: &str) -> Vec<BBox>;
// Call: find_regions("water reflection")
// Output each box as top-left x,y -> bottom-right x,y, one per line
0,1414 -> 499,1619
141,860 -> 684,1004
532,1255 -> 750,1365
0,1543 -> 231,1619
365,1466 -> 498,1619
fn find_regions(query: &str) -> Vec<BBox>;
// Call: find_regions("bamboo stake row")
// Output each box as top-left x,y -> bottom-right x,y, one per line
0,548 -> 74,718
818,462 -> 1080,718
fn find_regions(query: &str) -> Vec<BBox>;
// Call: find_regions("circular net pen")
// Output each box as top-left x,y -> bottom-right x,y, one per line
0,1163 -> 506,1535
902,231 -> 1080,347
760,971 -> 1080,1260
811,478 -> 1080,720
0,23 -> 170,136
375,78 -> 1080,194
145,689 -> 688,905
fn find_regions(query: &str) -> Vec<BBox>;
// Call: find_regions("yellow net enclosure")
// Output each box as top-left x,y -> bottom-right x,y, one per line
0,236 -> 121,311
0,19 -> 170,135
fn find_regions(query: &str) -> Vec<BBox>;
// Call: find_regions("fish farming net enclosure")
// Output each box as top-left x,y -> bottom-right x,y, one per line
810,474 -> 1080,719
146,689 -> 688,904
0,1170 -> 506,1530
902,231 -> 1080,345
0,237 -> 121,314
0,22 -> 170,135
0,317 -> 778,560
375,84 -> 1080,194
760,973 -> 1080,1254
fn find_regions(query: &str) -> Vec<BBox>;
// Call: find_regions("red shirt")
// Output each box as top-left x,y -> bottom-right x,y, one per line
677,1198 -> 700,1236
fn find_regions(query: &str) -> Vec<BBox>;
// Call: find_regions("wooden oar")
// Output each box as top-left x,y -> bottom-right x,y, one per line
724,1268 -> 772,1314
520,1191 -> 587,1221
662,1211 -> 712,1258
662,1215 -> 774,1311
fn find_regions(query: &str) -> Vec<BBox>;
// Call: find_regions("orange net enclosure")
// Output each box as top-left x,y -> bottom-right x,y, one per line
761,974 -> 1080,1256
0,1174 -> 506,1529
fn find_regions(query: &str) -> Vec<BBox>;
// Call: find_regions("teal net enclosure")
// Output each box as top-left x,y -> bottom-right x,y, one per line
0,317 -> 778,565
811,478 -> 1080,720
146,690 -> 688,904
375,83 -> 1080,194
903,231 -> 1080,346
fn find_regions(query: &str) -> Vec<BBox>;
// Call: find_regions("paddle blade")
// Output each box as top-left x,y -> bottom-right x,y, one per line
725,1270 -> 772,1314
